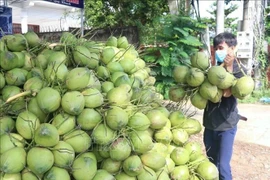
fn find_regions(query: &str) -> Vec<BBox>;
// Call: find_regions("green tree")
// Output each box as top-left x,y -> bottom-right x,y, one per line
200,2 -> 239,36
84,0 -> 169,29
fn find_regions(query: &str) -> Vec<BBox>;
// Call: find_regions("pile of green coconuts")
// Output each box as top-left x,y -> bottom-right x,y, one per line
0,31 -> 220,180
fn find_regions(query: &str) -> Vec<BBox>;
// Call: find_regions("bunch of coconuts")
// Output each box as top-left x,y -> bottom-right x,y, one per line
170,51 -> 255,110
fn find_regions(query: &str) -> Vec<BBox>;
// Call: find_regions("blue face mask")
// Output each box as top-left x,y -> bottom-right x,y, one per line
215,50 -> 227,63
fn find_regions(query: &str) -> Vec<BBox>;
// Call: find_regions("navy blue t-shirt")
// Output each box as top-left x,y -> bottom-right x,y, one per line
203,60 -> 247,131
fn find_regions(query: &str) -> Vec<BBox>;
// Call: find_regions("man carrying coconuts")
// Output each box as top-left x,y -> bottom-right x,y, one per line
203,32 -> 247,180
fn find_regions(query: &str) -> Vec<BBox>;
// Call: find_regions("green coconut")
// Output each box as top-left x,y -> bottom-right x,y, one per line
43,166 -> 71,180
6,34 -> 27,52
101,46 -> 121,64
231,76 -> 255,99
196,161 -> 219,180
72,152 -> 97,180
185,67 -> 205,87
114,74 -> 131,87
22,51 -> 34,70
15,110 -> 40,140
36,87 -> 61,113
181,118 -> 202,135
100,158 -> 122,174
107,84 -> 132,107
52,141 -> 75,168
0,147 -> 26,174
51,112 -> 76,135
119,58 -> 136,74
101,81 -> 115,93
0,133 -> 25,154
44,62 -> 69,83
63,129 -> 92,153
82,88 -> 104,108
170,147 -> 190,165
106,61 -> 124,73
21,168 -> 40,180
26,67 -> 44,79
190,51 -> 210,70
34,123 -> 59,147
65,67 -> 91,90
172,65 -> 190,84
0,73 -> 5,89
23,76 -> 44,92
61,91 -> 85,115
35,54 -> 48,69
47,51 -> 67,65
0,51 -> 25,70
137,166 -> 157,180
171,128 -> 189,146
146,109 -> 169,130
209,88 -> 223,103
154,127 -> 173,144
106,36 -> 118,47
60,32 -> 77,44
2,85 -> 22,102
27,147 -> 54,175
73,45 -> 99,69
129,130 -> 154,154
5,68 -> 28,86
183,141 -> 203,161
156,170 -> 171,180
190,91 -> 208,110
28,97 -> 48,123
0,116 -> 15,135
110,71 -> 127,83
115,172 -> 137,180
92,169 -> 115,180
91,123 -> 116,145
105,106 -> 129,130
117,36 -> 129,49
96,65 -> 110,80
144,76 -> 156,86
131,56 -> 142,67
169,85 -> 187,102
0,172 -> 21,180
140,152 -> 166,171
171,165 -> 190,180
132,68 -> 149,81
109,138 -> 132,161
0,39 -> 6,51
24,31 -> 41,48
123,155 -> 144,177
207,66 -> 227,86
77,108 -> 102,131
169,111 -> 186,128
199,80 -> 218,100
217,71 -> 236,89
128,112 -> 151,131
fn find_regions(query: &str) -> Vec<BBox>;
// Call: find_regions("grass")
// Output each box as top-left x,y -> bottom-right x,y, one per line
238,89 -> 270,104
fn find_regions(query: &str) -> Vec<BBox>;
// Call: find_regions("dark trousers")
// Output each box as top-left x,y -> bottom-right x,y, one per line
203,126 -> 237,180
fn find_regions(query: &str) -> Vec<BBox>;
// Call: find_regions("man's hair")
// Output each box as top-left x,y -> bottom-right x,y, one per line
213,32 -> 237,48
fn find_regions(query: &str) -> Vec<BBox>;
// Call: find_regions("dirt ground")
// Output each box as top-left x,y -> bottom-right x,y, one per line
188,103 -> 270,180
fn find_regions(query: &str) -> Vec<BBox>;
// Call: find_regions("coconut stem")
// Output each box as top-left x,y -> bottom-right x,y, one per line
5,90 -> 32,104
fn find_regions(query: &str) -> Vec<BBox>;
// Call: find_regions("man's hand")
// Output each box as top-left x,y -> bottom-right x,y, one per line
223,88 -> 232,97
224,48 -> 235,72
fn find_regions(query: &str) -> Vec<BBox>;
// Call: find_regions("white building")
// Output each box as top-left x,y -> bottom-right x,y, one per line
1,0 -> 82,33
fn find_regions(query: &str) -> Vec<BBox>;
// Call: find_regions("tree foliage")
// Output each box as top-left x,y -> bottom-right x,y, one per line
200,2 -> 239,37
84,0 -> 169,28
141,15 -> 207,99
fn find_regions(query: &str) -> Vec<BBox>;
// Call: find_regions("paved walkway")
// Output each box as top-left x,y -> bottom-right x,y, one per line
192,103 -> 270,147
